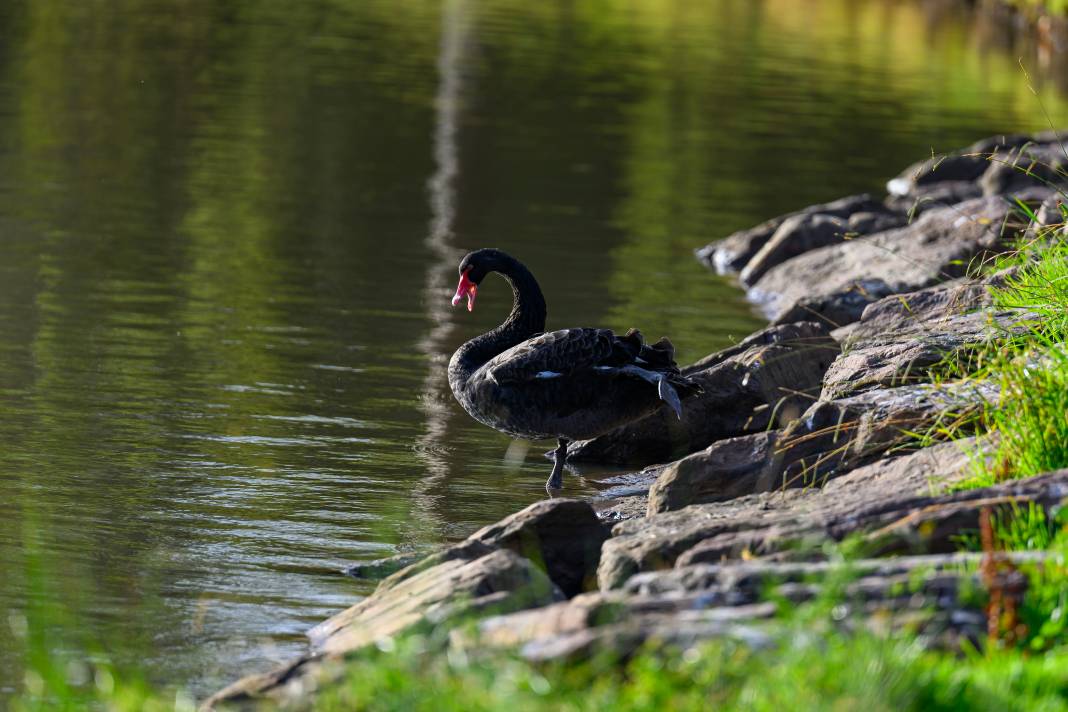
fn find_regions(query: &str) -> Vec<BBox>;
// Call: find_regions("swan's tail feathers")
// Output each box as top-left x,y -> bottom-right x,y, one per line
615,329 -> 702,410
619,364 -> 700,419
657,378 -> 684,419
613,329 -> 645,361
639,336 -> 677,369
616,329 -> 678,368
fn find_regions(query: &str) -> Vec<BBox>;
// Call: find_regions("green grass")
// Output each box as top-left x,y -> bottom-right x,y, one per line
312,629 -> 1068,712
15,613 -> 1068,712
948,223 -> 1068,488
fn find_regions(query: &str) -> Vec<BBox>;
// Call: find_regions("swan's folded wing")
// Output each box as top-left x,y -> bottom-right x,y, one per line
483,328 -> 616,385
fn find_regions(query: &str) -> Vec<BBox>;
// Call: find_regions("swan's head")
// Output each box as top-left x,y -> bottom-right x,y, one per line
452,248 -> 512,312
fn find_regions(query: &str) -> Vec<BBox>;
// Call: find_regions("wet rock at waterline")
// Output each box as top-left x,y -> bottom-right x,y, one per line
361,498 -> 607,602
696,193 -> 887,276
204,547 -> 558,709
739,208 -> 905,286
467,498 -> 609,597
343,551 -> 426,581
205,499 -> 611,707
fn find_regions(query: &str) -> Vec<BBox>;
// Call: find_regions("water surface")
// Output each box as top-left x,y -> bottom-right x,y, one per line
2,0 -> 1068,697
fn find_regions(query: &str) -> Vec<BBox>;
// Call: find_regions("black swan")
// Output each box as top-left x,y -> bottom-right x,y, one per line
447,248 -> 701,490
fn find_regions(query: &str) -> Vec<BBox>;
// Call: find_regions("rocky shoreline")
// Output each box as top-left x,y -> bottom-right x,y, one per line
204,132 -> 1068,709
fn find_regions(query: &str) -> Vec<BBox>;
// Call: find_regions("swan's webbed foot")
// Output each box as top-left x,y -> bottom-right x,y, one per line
546,438 -> 569,492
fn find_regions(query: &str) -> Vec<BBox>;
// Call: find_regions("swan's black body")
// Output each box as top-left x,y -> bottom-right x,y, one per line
448,249 -> 700,490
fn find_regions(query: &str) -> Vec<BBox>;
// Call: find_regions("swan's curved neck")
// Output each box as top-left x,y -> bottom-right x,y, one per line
450,257 -> 546,382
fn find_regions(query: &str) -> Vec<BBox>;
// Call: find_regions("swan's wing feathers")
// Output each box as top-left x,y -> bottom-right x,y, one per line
484,328 -> 616,385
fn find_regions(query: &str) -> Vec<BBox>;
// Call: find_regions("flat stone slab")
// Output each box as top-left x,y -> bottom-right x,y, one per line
462,550 -> 1037,664
820,280 -> 1036,399
599,437 -> 985,589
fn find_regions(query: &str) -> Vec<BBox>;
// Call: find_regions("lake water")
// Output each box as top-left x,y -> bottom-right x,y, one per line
2,0 -> 1068,699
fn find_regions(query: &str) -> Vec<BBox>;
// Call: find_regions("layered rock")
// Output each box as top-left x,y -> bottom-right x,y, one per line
600,437 -> 986,588
696,194 -> 888,275
461,551 -> 1040,664
749,193 -> 1036,326
821,280 -> 1035,399
739,208 -> 905,286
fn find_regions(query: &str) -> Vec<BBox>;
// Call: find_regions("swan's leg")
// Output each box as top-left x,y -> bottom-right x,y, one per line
546,438 -> 569,491
618,365 -> 683,419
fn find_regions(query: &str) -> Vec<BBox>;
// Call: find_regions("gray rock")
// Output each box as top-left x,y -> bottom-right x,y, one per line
749,194 -> 1041,326
696,215 -> 787,275
847,280 -> 990,341
683,321 -> 834,373
468,498 -> 610,597
311,548 -> 560,655
769,280 -> 895,328
566,324 -> 839,466
740,208 -> 906,287
884,180 -> 983,215
847,210 -> 909,235
677,442 -> 1035,565
885,133 -> 1032,201
464,549 -> 1034,663
343,551 -> 428,581
598,430 -> 986,589
820,281 -> 1034,399
646,431 -> 781,515
463,589 -> 777,662
642,376 -> 995,516
696,194 -> 886,275
777,379 -> 997,486
980,142 -> 1068,196
1034,193 -> 1066,227
623,552 -> 1023,596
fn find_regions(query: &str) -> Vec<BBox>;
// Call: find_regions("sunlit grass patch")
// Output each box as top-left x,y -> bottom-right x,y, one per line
990,229 -> 1068,342
942,224 -> 1068,489
954,345 -> 1068,489
312,627 -> 1068,712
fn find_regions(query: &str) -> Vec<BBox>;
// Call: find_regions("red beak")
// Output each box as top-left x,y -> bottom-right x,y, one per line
452,269 -> 478,312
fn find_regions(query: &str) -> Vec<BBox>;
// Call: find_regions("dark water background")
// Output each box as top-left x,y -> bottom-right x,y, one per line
2,0 -> 1068,698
